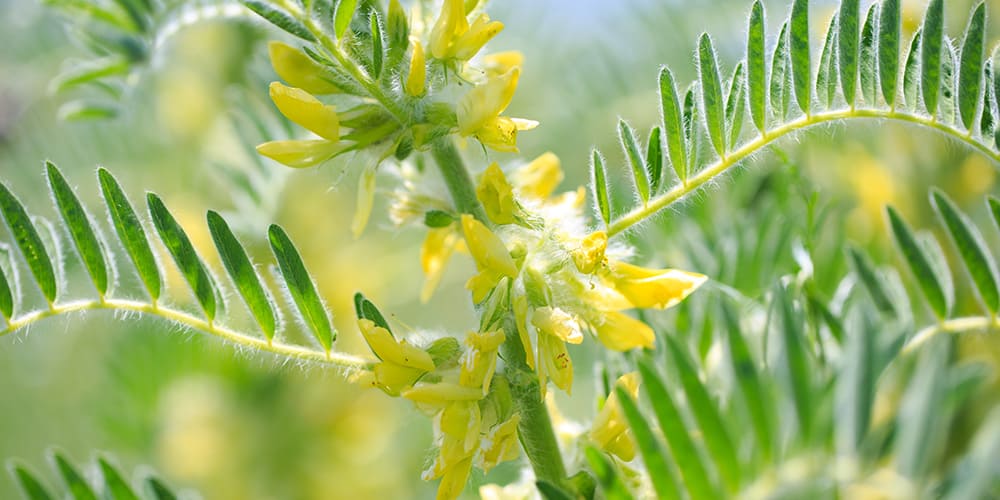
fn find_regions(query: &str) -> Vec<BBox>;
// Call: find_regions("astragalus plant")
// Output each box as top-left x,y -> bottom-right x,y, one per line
3,0 -> 1000,498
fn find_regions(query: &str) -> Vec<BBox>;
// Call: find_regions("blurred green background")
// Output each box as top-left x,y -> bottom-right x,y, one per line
1,0 -> 998,498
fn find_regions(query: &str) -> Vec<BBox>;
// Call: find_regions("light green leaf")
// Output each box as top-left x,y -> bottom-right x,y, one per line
370,11 -> 384,79
50,57 -> 129,94
591,149 -> 612,224
683,86 -> 700,175
243,0 -> 316,42
97,458 -> 139,500
859,4 -> 879,106
776,285 -> 813,437
769,22 -> 791,122
353,291 -> 391,333
616,385 -> 680,500
847,246 -> 895,315
725,62 -> 746,151
836,311 -> 875,454
47,162 -> 108,297
334,0 -> 358,39
921,0 -> 944,115
0,245 -> 12,320
939,38 -> 958,124
790,0 -> 810,114
144,477 -> 178,500
584,447 -> 633,500
98,168 -> 161,302
0,181 -> 58,304
207,210 -> 278,340
659,67 -> 687,186
619,119 -> 649,203
958,2 -> 986,130
9,463 -> 54,500
980,60 -> 996,137
879,0 -> 900,107
698,33 -> 726,156
535,481 -> 575,500
896,336 -> 951,478
747,0 -> 766,133
147,193 -> 217,321
944,406 -> 1000,500
720,301 -> 773,461
839,0 -> 859,105
646,126 -> 663,194
886,205 -> 949,319
903,30 -> 923,110
817,13 -> 839,109
50,452 -> 97,500
931,189 -> 999,314
268,224 -> 336,351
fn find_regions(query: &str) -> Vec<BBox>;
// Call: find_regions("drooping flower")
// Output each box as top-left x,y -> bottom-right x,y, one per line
420,225 -> 464,303
268,41 -> 342,94
256,82 -> 349,168
603,261 -> 708,310
457,68 -> 537,152
481,51 -> 525,77
476,163 -> 518,225
461,214 -> 518,302
571,230 -> 608,274
478,413 -> 521,471
429,0 -> 503,62
513,152 -> 563,200
590,372 -> 640,461
356,318 -> 437,396
591,310 -> 656,352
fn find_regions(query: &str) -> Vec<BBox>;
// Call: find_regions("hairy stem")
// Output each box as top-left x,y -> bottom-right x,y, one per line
609,109 -> 1000,236
430,138 -> 489,223
0,298 -> 372,369
905,314 -> 1000,354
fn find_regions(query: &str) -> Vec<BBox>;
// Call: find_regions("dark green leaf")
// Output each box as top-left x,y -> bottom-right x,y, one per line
268,224 -> 335,351
725,63 -> 746,150
50,452 -> 97,500
859,4 -> 879,106
97,458 -> 139,500
0,246 -> 12,320
619,120 -> 649,203
9,464 -> 53,500
637,358 -> 717,499
886,205 -> 949,318
776,286 -> 813,437
47,162 -> 108,296
659,67 -> 687,185
944,406 -> 1000,500
921,0 -> 944,115
747,0 -> 766,133
144,477 -> 177,500
848,246 -> 895,315
0,182 -> 58,304
817,13 -> 839,108
720,301 -> 772,461
207,210 -> 278,339
616,384 -> 680,500
243,0 -> 316,42
370,11 -> 384,78
353,292 -> 391,333
98,168 -> 161,301
790,0 -> 810,114
931,189 -> 999,313
698,33 -> 726,156
939,39 -> 958,124
664,337 -> 740,493
879,0 -> 900,107
536,481 -> 575,500
583,447 -> 634,500
980,60 -> 996,137
839,0 -> 859,105
903,30 -> 923,110
646,127 -> 663,194
769,22 -> 791,121
958,2 -> 986,130
386,0 -> 409,55
683,86 -> 700,174
50,57 -> 129,94
591,149 -> 612,224
147,193 -> 217,320
334,0 -> 358,39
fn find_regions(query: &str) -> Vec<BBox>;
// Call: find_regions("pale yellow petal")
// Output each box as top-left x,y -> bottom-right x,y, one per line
358,319 -> 436,371
256,139 -> 343,168
351,163 -> 377,239
460,214 -> 518,278
592,311 -> 655,351
405,38 -> 427,96
420,227 -> 460,303
269,82 -> 339,140
514,152 -> 563,200
476,162 -> 517,225
451,14 -> 503,60
268,41 -> 341,94
607,262 -> 708,309
457,68 -> 520,135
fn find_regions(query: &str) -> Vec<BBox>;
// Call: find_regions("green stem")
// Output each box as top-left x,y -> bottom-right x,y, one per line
429,136 -> 569,487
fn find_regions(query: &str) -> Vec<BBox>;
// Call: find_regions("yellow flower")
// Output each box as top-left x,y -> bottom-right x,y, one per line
513,152 -> 563,200
406,38 -> 427,96
537,332 -> 573,395
478,413 -> 521,471
357,318 -> 437,395
512,295 -> 535,369
268,41 -> 341,95
590,373 -> 640,461
476,163 -> 517,225
532,307 -> 583,344
255,139 -> 347,168
457,68 -> 536,152
351,163 -> 377,239
403,381 -> 485,405
450,14 -> 504,61
435,456 -> 473,500
459,329 -> 505,392
440,400 -> 482,456
604,261 -> 707,310
461,214 -> 518,302
572,231 -> 608,274
420,225 -> 463,303
591,311 -> 655,351
429,0 -> 502,61
268,82 -> 339,140
481,51 -> 524,77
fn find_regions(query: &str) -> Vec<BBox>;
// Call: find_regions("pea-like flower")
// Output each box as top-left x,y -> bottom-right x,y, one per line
457,68 -> 537,153
268,41 -> 341,95
476,163 -> 519,225
429,0 -> 503,62
356,318 -> 437,396
256,82 -> 349,168
590,372 -> 640,461
461,214 -> 519,303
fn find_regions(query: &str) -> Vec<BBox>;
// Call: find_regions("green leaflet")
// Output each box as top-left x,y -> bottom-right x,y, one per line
847,246 -> 896,315
0,181 -> 58,304
615,384 -> 680,500
921,0 -> 944,115
939,40 -> 958,125
10,464 -> 54,500
97,458 -> 139,500
980,60 -> 996,137
944,406 -> 1000,500
147,193 -> 217,321
790,0 -> 810,114
50,57 -> 129,94
370,11 -> 384,79
334,0 -> 358,39
859,4 -> 879,106
747,0 -> 766,133
836,310 -> 875,454
583,447 -> 634,500
619,120 -> 649,203
896,336 -> 951,478
839,0 -> 860,105
353,291 -> 391,333
776,285 -> 813,438
47,162 -> 109,297
958,2 -> 986,131
0,246 -> 12,319
207,210 -> 278,340
535,481 -> 575,500
817,13 -> 839,109
591,149 -> 612,224
243,0 -> 316,42
683,86 -> 699,176
663,336 -> 740,493
145,477 -> 178,500
637,358 -> 718,499
659,67 -> 688,186
698,33 -> 726,156
720,300 -> 773,461
769,22 -> 791,122
903,30 -> 923,110
886,205 -> 949,319
386,0 -> 409,56
268,224 -> 336,351
50,452 -> 97,500
930,189 -> 999,314
98,168 -> 161,302
725,62 -> 746,150
879,0 -> 900,107
646,126 -> 664,194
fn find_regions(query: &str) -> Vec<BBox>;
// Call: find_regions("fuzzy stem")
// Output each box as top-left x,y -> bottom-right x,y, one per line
430,136 -> 569,487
